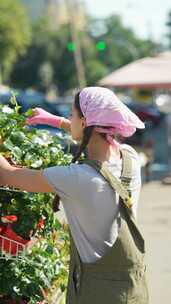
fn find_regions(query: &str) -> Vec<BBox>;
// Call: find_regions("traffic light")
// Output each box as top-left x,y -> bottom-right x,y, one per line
67,40 -> 107,52
96,41 -> 106,51
67,42 -> 76,52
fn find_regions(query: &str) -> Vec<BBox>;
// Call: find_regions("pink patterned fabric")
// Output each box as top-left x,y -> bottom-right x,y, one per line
79,87 -> 145,147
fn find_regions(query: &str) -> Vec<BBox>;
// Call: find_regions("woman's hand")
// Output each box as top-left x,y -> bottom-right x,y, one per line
0,155 -> 12,171
0,155 -> 14,187
26,107 -> 71,133
26,107 -> 64,128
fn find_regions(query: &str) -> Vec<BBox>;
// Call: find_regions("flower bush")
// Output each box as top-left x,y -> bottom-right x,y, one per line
0,97 -> 72,303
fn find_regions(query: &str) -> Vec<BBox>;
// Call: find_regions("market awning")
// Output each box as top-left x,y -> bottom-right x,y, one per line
99,52 -> 171,89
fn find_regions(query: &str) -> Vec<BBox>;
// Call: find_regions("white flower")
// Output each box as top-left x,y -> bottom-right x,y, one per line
50,147 -> 58,154
32,136 -> 46,146
31,159 -> 43,168
2,105 -> 14,114
32,134 -> 53,146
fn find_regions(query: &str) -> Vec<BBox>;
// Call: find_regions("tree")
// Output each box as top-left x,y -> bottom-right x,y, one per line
0,0 -> 31,82
10,20 -> 74,94
88,15 -> 156,72
10,14 -> 156,94
10,20 -> 107,94
166,10 -> 171,49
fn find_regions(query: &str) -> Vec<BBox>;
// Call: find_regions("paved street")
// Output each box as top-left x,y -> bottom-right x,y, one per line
138,181 -> 171,304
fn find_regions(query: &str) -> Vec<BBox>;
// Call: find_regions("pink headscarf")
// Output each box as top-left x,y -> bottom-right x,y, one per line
79,87 -> 145,148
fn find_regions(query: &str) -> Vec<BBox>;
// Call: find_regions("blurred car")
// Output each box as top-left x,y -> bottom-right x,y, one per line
123,99 -> 164,148
121,100 -> 166,182
124,99 -> 164,126
44,101 -> 72,118
0,88 -> 72,117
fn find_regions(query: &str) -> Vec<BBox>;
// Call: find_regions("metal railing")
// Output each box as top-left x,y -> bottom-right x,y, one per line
0,234 -> 26,259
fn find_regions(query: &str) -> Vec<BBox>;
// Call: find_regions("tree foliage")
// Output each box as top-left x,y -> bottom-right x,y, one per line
88,15 -> 156,71
166,10 -> 171,49
9,13 -> 157,94
0,0 -> 31,81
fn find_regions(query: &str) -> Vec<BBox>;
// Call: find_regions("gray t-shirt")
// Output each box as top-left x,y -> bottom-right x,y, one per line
43,144 -> 141,263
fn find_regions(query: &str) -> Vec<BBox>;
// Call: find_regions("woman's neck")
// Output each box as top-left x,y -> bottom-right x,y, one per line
87,132 -> 120,162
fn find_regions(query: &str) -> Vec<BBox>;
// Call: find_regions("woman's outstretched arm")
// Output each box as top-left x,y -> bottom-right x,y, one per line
0,156 -> 54,193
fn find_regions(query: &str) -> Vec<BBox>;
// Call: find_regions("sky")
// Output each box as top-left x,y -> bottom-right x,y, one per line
85,0 -> 171,42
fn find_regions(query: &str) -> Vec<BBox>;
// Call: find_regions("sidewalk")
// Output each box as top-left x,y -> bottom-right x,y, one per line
138,181 -> 171,304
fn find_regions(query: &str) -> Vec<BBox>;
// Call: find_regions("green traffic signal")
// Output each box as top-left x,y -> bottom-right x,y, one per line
96,41 -> 106,51
67,42 -> 76,52
67,41 -> 106,52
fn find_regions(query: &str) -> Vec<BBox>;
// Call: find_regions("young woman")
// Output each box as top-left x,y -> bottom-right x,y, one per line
0,87 -> 149,303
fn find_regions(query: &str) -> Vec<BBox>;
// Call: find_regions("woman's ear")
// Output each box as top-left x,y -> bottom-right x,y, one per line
81,117 -> 87,129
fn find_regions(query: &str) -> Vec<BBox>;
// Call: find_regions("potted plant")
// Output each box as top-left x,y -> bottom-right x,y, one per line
0,96 -> 71,303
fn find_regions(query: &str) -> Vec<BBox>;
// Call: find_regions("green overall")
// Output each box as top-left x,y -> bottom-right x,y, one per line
66,149 -> 149,304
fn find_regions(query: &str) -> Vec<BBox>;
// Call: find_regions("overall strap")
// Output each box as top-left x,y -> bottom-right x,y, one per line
120,149 -> 132,207
120,149 -> 132,188
79,149 -> 133,210
79,151 -> 145,253
119,149 -> 135,218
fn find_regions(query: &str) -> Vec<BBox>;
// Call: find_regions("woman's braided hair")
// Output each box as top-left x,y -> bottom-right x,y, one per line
52,91 -> 108,212
71,92 -> 95,163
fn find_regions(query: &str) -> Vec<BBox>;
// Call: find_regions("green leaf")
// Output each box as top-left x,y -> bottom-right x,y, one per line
25,109 -> 34,117
10,93 -> 21,114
